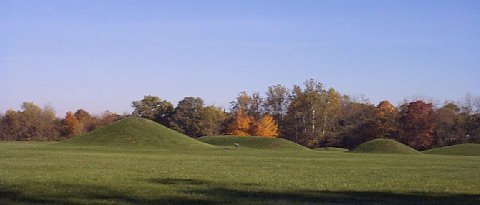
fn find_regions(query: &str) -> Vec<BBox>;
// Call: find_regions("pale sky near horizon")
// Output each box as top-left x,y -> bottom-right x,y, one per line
1,0 -> 479,116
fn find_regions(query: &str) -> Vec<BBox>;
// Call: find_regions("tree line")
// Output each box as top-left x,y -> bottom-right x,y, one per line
223,79 -> 480,150
1,79 -> 479,150
0,103 -> 122,141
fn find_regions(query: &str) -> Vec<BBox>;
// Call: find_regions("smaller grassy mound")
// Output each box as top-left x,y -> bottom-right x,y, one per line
424,143 -> 480,156
352,139 -> 421,154
197,135 -> 309,150
66,117 -> 212,149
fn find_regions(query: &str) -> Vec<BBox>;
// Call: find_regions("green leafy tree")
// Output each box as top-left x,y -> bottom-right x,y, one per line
433,103 -> 464,146
199,106 -> 226,136
132,95 -> 174,125
231,91 -> 251,113
170,97 -> 226,138
170,97 -> 205,137
283,79 -> 328,147
321,88 -> 343,146
264,84 -> 290,136
466,113 -> 480,143
249,92 -> 263,120
337,100 -> 378,149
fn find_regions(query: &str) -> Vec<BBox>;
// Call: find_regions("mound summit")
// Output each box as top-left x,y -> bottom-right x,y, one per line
198,135 -> 309,150
424,143 -> 480,156
352,139 -> 421,154
67,117 -> 212,149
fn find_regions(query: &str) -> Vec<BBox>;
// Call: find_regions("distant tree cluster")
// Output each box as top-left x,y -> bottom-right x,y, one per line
2,79 -> 480,151
131,96 -> 226,138
222,80 -> 480,150
0,103 -> 123,141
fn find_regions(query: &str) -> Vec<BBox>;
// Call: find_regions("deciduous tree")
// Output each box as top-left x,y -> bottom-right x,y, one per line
74,109 -> 97,133
170,97 -> 205,137
231,91 -> 251,113
375,100 -> 399,139
399,101 -> 435,150
337,100 -> 378,149
252,114 -> 278,137
227,108 -> 253,136
283,79 -> 327,147
264,84 -> 290,135
199,106 -> 226,136
0,110 -> 22,141
63,111 -> 81,137
98,111 -> 121,127
132,95 -> 174,125
321,88 -> 343,146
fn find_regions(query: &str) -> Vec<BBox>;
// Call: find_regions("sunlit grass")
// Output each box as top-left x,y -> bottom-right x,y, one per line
1,142 -> 479,204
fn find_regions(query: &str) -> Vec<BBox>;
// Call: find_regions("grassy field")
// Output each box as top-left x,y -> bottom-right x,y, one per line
1,142 -> 479,205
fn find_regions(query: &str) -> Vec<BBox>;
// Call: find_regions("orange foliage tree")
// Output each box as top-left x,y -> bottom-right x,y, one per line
253,114 -> 279,137
227,108 -> 253,136
228,108 -> 279,137
63,111 -> 81,137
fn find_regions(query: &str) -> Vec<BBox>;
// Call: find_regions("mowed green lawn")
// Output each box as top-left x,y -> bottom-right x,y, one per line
1,142 -> 479,205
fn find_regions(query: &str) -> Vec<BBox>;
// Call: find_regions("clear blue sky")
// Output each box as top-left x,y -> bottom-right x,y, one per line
1,0 -> 479,115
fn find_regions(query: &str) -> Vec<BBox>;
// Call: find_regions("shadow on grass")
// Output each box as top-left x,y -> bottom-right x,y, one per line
1,178 -> 479,205
149,178 -> 210,185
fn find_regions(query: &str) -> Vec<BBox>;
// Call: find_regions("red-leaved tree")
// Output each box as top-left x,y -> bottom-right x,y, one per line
399,101 -> 436,150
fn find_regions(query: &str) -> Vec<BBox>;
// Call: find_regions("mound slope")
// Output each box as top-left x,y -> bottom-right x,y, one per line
424,143 -> 480,156
198,135 -> 309,150
314,147 -> 348,152
352,139 -> 421,154
67,117 -> 212,149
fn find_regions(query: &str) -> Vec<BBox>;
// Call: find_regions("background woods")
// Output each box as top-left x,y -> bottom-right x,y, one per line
1,79 -> 479,150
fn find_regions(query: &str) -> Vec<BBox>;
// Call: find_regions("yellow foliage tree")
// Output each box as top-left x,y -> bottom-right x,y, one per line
375,100 -> 399,139
253,114 -> 279,137
227,108 -> 253,136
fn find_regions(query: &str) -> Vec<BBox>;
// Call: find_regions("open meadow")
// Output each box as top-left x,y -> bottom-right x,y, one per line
1,141 -> 479,205
4,1 -> 480,204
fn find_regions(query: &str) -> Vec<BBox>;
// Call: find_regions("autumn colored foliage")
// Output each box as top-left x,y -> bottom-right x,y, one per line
63,111 -> 81,137
227,108 -> 278,137
227,108 -> 253,136
252,114 -> 279,137
399,101 -> 435,150
375,100 -> 399,139
1,79 -> 480,151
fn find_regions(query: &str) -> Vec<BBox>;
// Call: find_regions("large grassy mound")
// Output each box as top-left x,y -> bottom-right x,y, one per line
424,143 -> 480,156
198,135 -> 309,150
352,139 -> 421,154
67,117 -> 213,149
